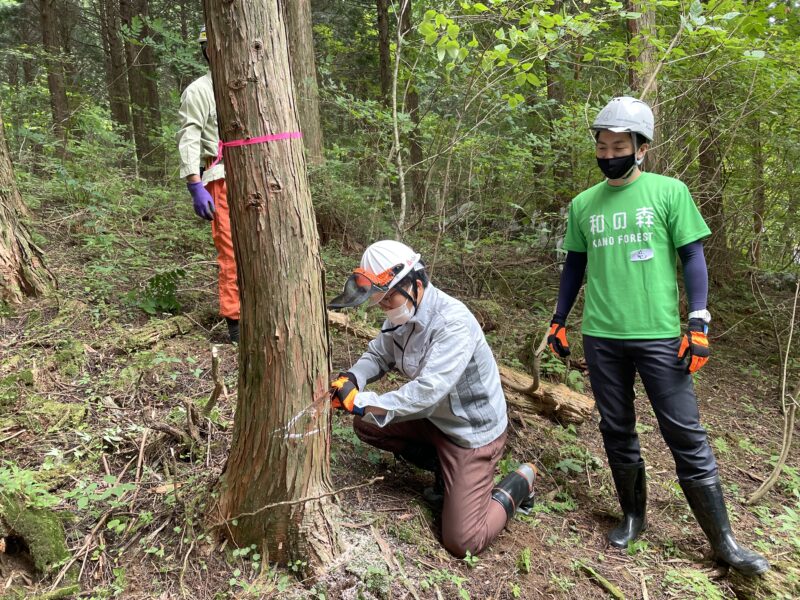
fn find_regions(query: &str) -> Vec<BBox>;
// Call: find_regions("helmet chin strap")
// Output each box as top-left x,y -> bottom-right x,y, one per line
379,278 -> 420,333
633,133 -> 645,167
617,133 -> 643,180
396,279 -> 419,315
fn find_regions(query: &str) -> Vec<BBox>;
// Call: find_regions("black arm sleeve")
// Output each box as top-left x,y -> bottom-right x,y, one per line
552,251 -> 588,324
676,240 -> 708,313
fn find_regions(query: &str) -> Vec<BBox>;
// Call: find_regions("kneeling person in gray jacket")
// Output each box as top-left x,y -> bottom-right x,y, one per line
329,240 -> 537,557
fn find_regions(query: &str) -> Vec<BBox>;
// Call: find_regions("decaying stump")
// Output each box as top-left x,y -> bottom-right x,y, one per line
327,311 -> 594,424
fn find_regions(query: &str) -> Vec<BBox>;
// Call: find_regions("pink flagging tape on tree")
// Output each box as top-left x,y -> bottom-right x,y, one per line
208,131 -> 303,168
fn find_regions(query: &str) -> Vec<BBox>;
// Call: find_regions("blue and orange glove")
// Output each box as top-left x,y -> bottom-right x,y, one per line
678,319 -> 710,374
330,372 -> 364,416
547,320 -> 571,358
188,181 -> 215,220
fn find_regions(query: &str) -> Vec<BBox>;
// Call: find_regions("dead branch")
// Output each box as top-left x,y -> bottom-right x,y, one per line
202,344 -> 228,418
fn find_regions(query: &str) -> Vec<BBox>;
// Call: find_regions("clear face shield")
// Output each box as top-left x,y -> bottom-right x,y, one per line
328,264 -> 405,309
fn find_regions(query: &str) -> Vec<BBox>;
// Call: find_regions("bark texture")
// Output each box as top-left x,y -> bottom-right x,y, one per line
376,0 -> 391,104
400,1 -> 425,207
697,95 -> 729,272
202,0 -> 340,568
97,0 -> 132,139
627,0 -> 662,173
39,0 -> 70,155
0,106 -> 54,303
285,0 -> 324,165
119,0 -> 164,177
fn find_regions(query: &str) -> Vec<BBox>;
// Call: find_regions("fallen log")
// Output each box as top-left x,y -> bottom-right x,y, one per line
327,311 -> 594,424
109,314 -> 197,353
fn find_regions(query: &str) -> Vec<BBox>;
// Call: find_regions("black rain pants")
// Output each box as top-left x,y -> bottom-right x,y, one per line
583,335 -> 718,481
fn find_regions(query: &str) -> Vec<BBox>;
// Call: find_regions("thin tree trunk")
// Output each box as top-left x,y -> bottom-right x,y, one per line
120,0 -> 163,178
176,0 -> 190,92
400,1 -> 425,207
98,0 -> 132,139
751,118 -> 765,267
627,0 -> 662,172
697,96 -> 729,272
285,0 -> 324,166
376,0 -> 391,104
392,0 -> 410,234
202,0 -> 341,568
542,0 -> 570,213
39,0 -> 70,156
0,106 -> 55,303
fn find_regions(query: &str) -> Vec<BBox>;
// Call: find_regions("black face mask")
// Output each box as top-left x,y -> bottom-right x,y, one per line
597,154 -> 636,180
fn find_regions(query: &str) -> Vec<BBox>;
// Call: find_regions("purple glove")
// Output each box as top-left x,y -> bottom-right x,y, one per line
187,181 -> 215,220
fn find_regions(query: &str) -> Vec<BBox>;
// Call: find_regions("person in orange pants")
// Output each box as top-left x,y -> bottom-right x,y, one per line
176,27 -> 239,342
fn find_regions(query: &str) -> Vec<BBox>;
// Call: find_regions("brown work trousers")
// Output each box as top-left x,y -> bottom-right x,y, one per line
353,416 -> 508,557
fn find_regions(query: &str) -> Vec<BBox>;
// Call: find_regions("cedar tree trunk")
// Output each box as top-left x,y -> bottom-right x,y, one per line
39,0 -> 69,155
376,0 -> 391,104
98,0 -> 132,139
627,0 -> 662,172
202,0 -> 341,568
119,0 -> 164,178
0,105 -> 54,303
285,0 -> 324,166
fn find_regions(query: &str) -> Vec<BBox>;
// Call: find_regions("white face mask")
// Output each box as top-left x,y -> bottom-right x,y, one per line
385,302 -> 414,326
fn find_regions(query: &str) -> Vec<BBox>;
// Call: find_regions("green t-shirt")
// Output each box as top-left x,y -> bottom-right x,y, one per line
563,172 -> 711,339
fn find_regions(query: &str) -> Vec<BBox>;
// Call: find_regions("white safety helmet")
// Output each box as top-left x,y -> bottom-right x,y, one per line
329,240 -> 422,309
592,96 -> 654,142
198,25 -> 207,44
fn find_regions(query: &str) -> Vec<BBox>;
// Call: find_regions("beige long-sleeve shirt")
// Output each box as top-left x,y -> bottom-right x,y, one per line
176,72 -> 225,184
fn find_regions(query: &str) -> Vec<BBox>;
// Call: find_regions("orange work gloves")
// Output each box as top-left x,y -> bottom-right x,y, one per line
547,321 -> 571,358
678,319 -> 710,374
329,373 -> 364,416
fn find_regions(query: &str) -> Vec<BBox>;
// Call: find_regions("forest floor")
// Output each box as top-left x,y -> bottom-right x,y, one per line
1,184 -> 799,600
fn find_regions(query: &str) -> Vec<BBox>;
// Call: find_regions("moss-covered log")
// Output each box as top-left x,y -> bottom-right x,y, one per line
0,494 -> 69,575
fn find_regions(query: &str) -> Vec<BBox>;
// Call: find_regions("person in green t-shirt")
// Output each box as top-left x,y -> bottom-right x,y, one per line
548,96 -> 768,576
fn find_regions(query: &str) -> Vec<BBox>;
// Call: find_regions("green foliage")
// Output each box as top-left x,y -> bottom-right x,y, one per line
0,463 -> 60,509
462,550 -> 479,568
516,547 -> 532,574
63,475 -> 136,512
662,568 -> 724,600
420,568 -> 471,600
131,268 -> 187,315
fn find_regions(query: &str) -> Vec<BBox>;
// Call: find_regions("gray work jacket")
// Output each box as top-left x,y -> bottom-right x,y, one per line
349,284 -> 507,448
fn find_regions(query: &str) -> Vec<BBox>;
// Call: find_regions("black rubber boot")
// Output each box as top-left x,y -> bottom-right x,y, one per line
396,447 -> 443,508
422,468 -> 445,508
608,460 -> 647,548
226,318 -> 239,344
680,476 -> 770,576
491,463 -> 537,520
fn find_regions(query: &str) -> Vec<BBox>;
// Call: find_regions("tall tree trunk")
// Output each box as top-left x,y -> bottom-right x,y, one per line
98,0 -> 132,139
696,96 -> 728,272
119,0 -> 164,178
543,0 -> 570,213
39,0 -> 70,156
202,0 -> 341,568
627,0 -> 662,173
176,0 -> 191,92
0,105 -> 55,303
750,118 -> 765,267
285,0 -> 324,166
400,2 -> 425,209
376,0 -> 391,104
